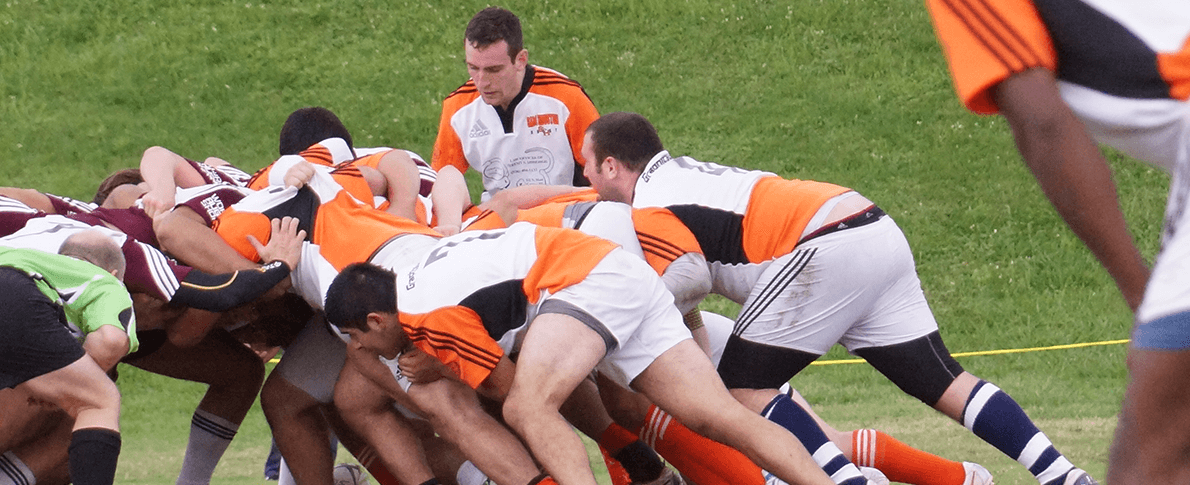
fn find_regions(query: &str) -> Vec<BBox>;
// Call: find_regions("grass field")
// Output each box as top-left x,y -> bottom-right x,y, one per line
1,0 -> 1169,483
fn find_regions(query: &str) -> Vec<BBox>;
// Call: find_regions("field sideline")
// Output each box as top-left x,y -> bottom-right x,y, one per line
2,0 -> 1168,483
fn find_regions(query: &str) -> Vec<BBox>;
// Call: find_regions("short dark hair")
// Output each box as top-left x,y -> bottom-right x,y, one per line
278,107 -> 354,156
465,7 -> 523,59
586,112 -> 664,172
324,262 -> 397,332
93,168 -> 144,205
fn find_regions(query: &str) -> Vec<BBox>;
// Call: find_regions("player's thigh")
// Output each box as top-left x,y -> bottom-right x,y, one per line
508,312 -> 606,411
631,339 -> 744,434
0,387 -> 68,451
124,328 -> 264,387
17,356 -> 119,419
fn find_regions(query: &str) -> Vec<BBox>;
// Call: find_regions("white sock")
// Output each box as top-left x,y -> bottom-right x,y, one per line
176,409 -> 239,485
0,451 -> 35,485
455,460 -> 489,485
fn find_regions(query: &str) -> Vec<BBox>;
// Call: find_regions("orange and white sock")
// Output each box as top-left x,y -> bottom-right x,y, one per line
851,429 -> 966,485
637,405 -> 766,485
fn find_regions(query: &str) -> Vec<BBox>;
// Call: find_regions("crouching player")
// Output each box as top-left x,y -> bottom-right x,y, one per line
323,222 -> 849,485
0,231 -> 135,485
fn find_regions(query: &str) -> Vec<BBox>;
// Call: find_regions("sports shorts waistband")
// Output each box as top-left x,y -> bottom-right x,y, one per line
799,205 -> 885,244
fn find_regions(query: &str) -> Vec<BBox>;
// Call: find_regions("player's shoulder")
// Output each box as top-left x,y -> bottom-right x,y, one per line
443,80 -> 481,105
528,65 -> 589,96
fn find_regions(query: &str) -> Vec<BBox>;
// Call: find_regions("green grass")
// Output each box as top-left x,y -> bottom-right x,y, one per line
2,0 -> 1167,483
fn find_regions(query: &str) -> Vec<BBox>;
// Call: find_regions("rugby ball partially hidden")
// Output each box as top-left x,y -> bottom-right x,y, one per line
333,463 -> 370,485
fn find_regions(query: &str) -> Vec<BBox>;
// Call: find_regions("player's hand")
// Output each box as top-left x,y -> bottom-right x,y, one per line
141,188 -> 176,219
398,346 -> 450,384
283,161 -> 316,188
249,217 -> 306,270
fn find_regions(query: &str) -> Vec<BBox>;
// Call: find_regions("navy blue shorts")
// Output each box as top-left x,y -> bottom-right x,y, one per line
0,267 -> 86,389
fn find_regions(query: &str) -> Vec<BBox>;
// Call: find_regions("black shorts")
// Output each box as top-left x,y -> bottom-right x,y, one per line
0,267 -> 86,389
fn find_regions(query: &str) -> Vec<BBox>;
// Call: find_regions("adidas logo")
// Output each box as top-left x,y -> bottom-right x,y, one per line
469,120 -> 491,138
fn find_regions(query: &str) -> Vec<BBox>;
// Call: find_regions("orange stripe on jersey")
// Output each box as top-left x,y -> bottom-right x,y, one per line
212,209 -> 271,262
632,207 -> 703,276
1159,36 -> 1190,100
401,307 -> 505,389
741,177 -> 850,262
927,0 -> 1056,114
523,226 -> 616,305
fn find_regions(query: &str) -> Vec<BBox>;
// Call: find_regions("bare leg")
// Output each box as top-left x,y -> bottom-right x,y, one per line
261,373 -> 334,485
334,357 -> 436,484
1108,347 -> 1190,484
503,313 -> 606,485
632,340 -> 834,485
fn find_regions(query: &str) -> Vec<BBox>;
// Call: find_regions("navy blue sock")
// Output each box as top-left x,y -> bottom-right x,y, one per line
963,380 -> 1075,485
762,393 -> 866,485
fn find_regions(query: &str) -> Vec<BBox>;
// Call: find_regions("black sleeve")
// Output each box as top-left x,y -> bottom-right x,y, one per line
170,261 -> 290,312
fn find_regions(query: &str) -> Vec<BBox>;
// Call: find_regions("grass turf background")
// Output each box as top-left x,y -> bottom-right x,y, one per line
2,0 -> 1168,482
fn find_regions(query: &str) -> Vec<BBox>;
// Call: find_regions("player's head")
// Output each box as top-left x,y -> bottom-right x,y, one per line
227,292 -> 314,349
93,168 -> 144,205
278,107 -> 354,156
582,112 -> 664,203
464,7 -> 528,109
325,262 -> 407,358
59,229 -> 127,280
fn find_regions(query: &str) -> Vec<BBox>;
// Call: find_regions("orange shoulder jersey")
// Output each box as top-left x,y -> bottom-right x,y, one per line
396,223 -> 616,388
431,65 -> 600,201
927,0 -> 1190,115
631,151 -> 849,266
214,169 -> 438,269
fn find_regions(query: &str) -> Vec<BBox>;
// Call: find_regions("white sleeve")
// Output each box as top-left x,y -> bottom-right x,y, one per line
661,253 -> 711,314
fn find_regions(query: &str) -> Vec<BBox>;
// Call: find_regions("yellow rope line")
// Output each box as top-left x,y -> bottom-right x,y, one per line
809,339 -> 1131,366
269,339 -> 1131,366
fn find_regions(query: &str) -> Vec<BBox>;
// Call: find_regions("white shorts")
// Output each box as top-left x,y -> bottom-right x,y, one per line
727,216 -> 938,355
529,247 -> 692,389
274,314 -> 346,404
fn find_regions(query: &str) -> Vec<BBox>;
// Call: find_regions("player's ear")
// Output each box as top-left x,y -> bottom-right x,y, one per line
365,312 -> 386,332
514,49 -> 528,68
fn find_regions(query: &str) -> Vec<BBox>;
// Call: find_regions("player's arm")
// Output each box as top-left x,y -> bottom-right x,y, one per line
82,324 -> 131,372
0,187 -> 55,213
480,185 -> 586,211
373,149 -> 422,221
429,165 -> 473,236
993,68 -> 1150,311
140,146 -> 209,218
170,217 -> 305,312
155,206 -> 259,273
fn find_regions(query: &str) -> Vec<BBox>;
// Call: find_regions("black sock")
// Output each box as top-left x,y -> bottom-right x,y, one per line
614,440 -> 665,482
68,428 -> 121,485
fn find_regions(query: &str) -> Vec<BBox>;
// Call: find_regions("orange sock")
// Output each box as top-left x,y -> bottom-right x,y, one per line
348,443 -> 402,485
600,445 -> 633,485
851,429 -> 966,485
636,405 -> 765,485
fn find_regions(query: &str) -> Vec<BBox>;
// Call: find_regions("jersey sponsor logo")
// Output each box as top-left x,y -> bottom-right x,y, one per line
201,194 -> 227,220
641,153 -> 672,183
469,120 -> 491,138
527,113 -> 560,136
